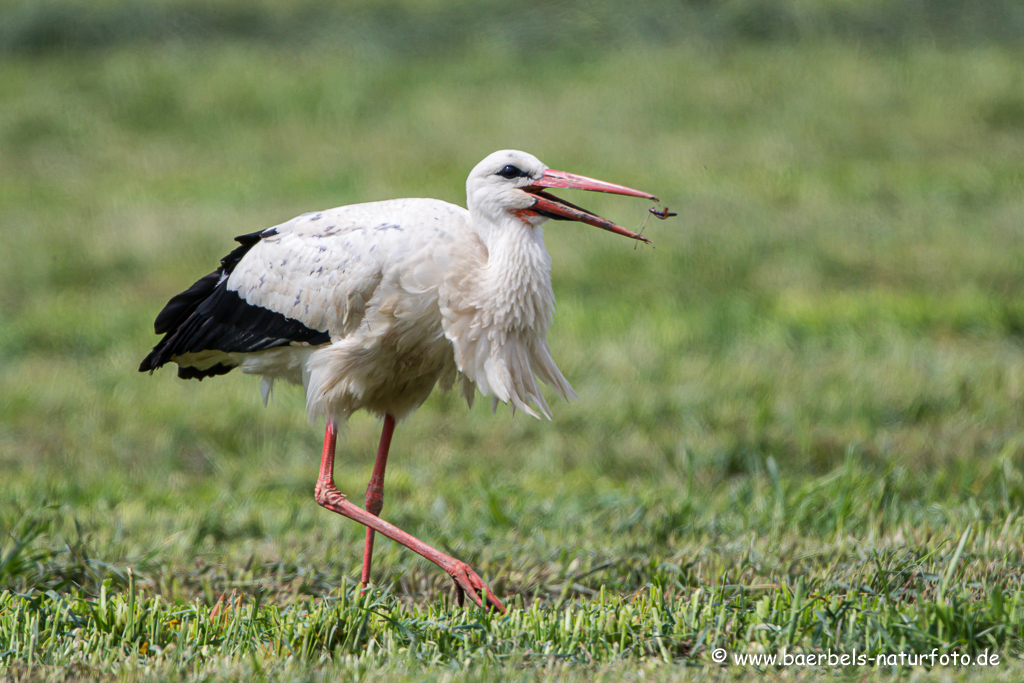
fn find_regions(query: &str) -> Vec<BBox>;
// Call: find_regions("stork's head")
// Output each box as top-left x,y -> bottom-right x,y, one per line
466,150 -> 658,243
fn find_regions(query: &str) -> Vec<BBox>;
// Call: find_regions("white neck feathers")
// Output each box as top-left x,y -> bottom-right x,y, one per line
440,212 -> 576,419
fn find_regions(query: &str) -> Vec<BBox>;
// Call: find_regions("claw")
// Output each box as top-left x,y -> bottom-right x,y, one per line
446,560 -> 506,613
453,581 -> 465,607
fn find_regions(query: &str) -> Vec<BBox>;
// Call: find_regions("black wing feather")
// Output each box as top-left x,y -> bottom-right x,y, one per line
152,229 -> 267,335
140,228 -> 330,378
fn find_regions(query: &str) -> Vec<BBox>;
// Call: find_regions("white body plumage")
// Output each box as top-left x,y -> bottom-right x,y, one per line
233,195 -> 572,422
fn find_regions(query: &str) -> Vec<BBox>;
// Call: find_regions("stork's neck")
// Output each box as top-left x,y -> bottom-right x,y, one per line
477,215 -> 555,334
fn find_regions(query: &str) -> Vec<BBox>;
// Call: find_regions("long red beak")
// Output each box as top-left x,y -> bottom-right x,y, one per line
525,169 -> 659,244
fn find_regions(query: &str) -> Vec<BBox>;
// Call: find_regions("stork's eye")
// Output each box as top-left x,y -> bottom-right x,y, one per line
496,164 -> 526,180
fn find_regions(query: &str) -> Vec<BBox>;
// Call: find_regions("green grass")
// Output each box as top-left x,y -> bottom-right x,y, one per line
2,1 -> 1024,679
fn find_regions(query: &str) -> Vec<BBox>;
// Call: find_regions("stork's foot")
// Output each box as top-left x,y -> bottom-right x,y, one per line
447,560 -> 505,613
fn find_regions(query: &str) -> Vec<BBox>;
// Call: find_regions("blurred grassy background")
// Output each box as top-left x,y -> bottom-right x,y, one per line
1,0 -> 1023,676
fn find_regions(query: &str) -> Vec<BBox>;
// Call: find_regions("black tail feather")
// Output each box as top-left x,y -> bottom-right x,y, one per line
153,270 -> 222,336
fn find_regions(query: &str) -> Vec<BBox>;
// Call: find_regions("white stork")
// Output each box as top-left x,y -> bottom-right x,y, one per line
141,150 -> 660,612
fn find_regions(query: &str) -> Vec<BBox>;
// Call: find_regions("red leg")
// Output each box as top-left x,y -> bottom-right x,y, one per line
314,419 -> 505,613
360,414 -> 396,590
